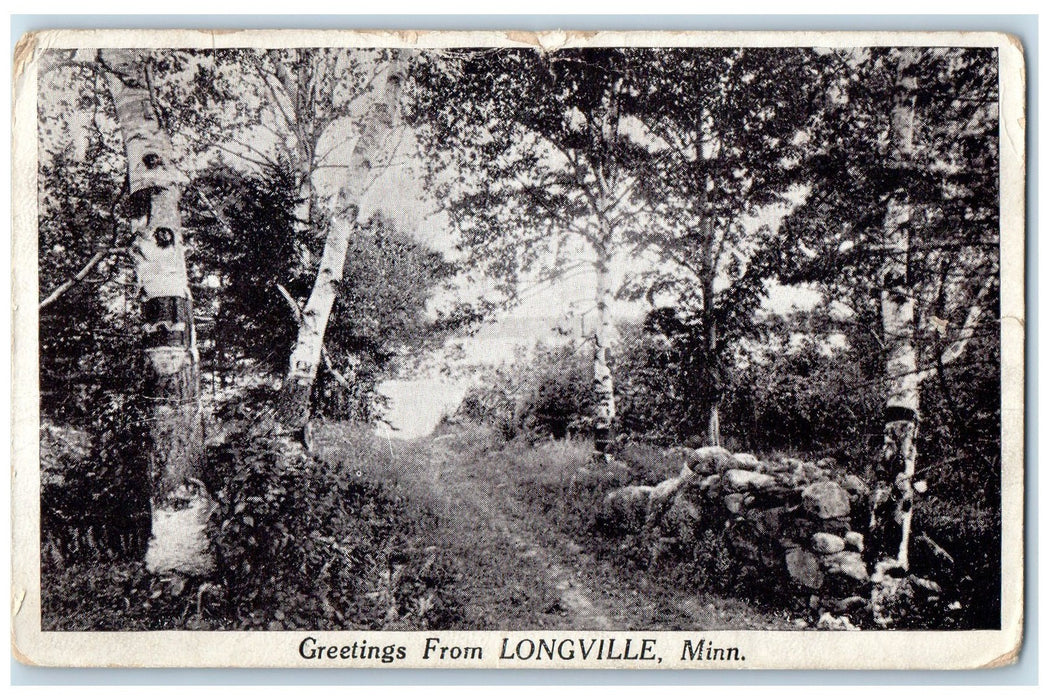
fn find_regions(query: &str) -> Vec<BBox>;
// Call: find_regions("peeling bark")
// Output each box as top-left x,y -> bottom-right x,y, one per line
280,53 -> 406,430
101,49 -> 212,576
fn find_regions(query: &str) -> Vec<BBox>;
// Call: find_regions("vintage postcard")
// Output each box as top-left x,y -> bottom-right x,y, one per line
11,29 -> 1025,669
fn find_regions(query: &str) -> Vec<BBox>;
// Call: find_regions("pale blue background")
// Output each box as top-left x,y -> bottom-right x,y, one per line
10,12 -> 1037,686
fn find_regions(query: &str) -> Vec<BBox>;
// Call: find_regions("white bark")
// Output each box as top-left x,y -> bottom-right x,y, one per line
919,274 -> 996,382
592,232 -> 616,458
874,48 -> 920,573
101,49 -> 212,575
281,53 -> 406,428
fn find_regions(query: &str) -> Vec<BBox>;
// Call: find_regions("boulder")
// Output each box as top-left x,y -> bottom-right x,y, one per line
723,469 -> 776,493
841,474 -> 871,499
816,612 -> 858,631
699,473 -> 722,495
785,548 -> 824,590
827,595 -> 869,615
811,532 -> 846,554
747,505 -> 787,537
763,460 -> 791,474
844,531 -> 864,553
802,481 -> 851,519
816,456 -> 839,471
690,446 -> 738,475
822,550 -> 869,582
819,517 -> 851,536
733,453 -> 762,471
722,492 -> 746,514
650,473 -> 687,508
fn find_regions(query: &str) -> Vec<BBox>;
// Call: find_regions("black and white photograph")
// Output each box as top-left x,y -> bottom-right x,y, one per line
11,29 -> 1025,669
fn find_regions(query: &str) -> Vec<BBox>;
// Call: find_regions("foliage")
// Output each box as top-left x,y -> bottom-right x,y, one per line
412,48 -> 654,299
187,162 -> 303,376
773,47 -> 1000,390
42,415 -> 465,631
205,416 -> 462,630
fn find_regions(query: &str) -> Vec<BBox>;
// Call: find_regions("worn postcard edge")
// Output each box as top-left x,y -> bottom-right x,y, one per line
10,28 -> 1027,670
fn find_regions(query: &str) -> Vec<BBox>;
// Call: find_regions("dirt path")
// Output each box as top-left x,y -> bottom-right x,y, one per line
373,428 -> 792,631
396,432 -> 618,629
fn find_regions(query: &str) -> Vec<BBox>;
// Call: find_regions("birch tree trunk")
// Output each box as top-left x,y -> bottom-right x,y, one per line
101,49 -> 212,576
707,403 -> 721,448
701,214 -> 721,448
280,53 -> 406,431
871,48 -> 920,573
293,165 -> 315,271
592,229 -> 617,459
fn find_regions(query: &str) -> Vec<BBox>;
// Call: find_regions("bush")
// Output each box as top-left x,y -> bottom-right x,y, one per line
42,413 -> 466,631
206,417 -> 463,630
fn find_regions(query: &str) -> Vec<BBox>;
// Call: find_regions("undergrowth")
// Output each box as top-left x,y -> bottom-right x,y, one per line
41,417 -> 465,631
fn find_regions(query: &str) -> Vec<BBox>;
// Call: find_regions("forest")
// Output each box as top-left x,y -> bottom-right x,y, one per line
35,45 -> 1001,632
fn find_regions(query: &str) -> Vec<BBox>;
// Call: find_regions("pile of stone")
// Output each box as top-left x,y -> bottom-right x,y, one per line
601,446 -> 874,621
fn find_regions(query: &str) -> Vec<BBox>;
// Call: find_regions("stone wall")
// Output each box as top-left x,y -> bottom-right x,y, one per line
600,446 -> 876,626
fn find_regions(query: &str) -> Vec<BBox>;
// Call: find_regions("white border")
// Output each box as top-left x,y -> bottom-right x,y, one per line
10,28 -> 1026,670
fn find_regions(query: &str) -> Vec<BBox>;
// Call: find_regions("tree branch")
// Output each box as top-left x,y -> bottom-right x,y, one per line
39,248 -> 121,310
918,273 -> 997,383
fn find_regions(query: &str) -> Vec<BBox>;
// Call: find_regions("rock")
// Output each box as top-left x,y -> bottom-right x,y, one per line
733,453 -> 762,470
782,516 -> 819,544
822,551 -> 869,582
828,595 -> 869,614
816,612 -> 858,631
785,548 -> 824,590
723,492 -> 746,514
699,473 -> 721,494
841,474 -> 870,498
844,531 -> 864,552
871,573 -> 910,628
748,505 -> 786,537
650,473 -> 686,506
723,469 -> 777,492
802,481 -> 851,519
819,517 -> 851,536
908,575 -> 943,595
811,532 -> 845,554
763,460 -> 791,474
816,456 -> 839,471
690,446 -> 738,475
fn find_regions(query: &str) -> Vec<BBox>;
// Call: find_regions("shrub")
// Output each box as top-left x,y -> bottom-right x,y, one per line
207,417 -> 463,630
42,413 -> 466,631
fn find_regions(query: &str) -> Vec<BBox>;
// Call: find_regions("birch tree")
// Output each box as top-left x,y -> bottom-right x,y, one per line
414,49 -> 651,459
775,47 -> 1000,577
279,51 -> 408,431
98,49 -> 212,575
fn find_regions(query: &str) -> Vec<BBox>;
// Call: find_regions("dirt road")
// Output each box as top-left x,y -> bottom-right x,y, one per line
382,429 -> 791,631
